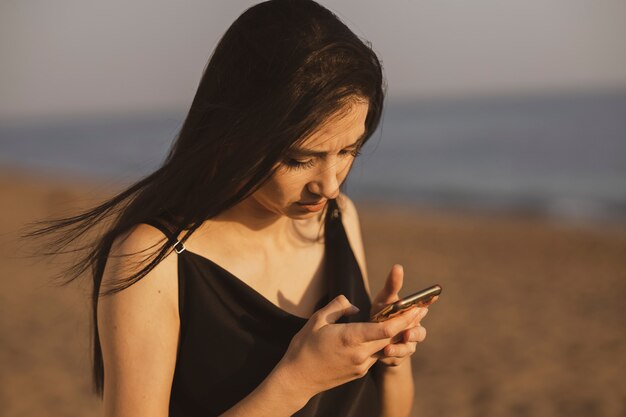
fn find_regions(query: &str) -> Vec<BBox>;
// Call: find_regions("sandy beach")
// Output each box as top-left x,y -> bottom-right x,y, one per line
2,168 -> 625,417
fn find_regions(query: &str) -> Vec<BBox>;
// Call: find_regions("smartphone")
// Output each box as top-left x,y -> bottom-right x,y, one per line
370,284 -> 442,322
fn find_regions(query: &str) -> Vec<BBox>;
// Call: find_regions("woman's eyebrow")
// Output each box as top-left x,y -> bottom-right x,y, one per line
290,137 -> 363,157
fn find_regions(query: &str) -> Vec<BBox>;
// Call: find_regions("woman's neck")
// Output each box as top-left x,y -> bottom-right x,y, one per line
196,201 -> 328,250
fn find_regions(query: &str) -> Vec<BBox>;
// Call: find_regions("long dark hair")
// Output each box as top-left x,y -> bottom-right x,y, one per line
22,0 -> 385,395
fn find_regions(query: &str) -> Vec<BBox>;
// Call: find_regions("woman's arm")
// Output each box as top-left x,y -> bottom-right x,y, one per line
374,361 -> 415,417
98,225 -> 181,417
218,365 -> 310,416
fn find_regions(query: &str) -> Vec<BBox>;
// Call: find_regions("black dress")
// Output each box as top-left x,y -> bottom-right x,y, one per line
144,199 -> 381,416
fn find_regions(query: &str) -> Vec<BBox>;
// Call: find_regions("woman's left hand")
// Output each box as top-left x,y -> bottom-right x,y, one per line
369,264 -> 429,367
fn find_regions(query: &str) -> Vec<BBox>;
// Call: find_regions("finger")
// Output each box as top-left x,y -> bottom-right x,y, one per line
401,325 -> 427,343
382,325 -> 429,358
383,264 -> 404,298
392,306 -> 428,331
315,294 -> 359,327
415,307 -> 428,324
372,264 -> 404,308
383,324 -> 426,349
383,341 -> 417,358
405,307 -> 428,327
362,306 -> 421,342
378,356 -> 407,367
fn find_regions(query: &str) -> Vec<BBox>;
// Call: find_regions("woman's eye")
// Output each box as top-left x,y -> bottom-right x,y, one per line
283,149 -> 360,171
340,149 -> 361,158
284,158 -> 316,170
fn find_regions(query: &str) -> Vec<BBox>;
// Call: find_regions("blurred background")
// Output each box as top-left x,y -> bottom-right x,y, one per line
1,1 -> 625,416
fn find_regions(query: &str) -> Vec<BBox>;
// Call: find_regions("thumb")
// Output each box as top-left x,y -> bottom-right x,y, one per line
317,294 -> 360,326
373,264 -> 404,309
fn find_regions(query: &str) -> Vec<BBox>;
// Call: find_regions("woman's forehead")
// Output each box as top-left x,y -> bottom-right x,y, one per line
297,101 -> 368,151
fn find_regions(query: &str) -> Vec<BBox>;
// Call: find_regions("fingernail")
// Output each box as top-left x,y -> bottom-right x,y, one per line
420,308 -> 429,318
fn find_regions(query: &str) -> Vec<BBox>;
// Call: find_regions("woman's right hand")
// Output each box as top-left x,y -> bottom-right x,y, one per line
274,294 -> 421,400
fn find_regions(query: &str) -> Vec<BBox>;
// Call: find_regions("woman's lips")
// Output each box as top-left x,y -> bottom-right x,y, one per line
297,200 -> 327,212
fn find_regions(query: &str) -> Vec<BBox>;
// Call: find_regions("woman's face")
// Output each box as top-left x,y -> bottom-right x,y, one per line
249,100 -> 369,219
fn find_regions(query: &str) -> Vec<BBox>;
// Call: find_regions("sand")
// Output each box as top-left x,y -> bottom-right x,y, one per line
1,168 -> 625,417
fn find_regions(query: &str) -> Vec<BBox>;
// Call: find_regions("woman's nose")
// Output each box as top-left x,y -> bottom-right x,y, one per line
308,160 -> 340,200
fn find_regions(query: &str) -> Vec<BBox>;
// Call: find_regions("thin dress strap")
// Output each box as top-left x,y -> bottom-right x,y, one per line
143,219 -> 186,254
142,218 -> 187,324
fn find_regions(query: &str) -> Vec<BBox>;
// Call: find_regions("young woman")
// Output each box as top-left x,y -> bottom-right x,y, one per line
27,1 -> 432,416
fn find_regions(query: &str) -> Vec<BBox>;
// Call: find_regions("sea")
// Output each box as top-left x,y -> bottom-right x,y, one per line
2,91 -> 625,222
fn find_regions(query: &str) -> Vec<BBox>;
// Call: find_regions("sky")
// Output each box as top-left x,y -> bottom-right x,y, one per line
1,0 -> 625,122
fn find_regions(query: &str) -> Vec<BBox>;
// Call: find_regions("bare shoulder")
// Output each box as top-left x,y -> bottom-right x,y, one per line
100,223 -> 180,328
102,223 -> 179,304
335,193 -> 372,298
98,224 -> 180,415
